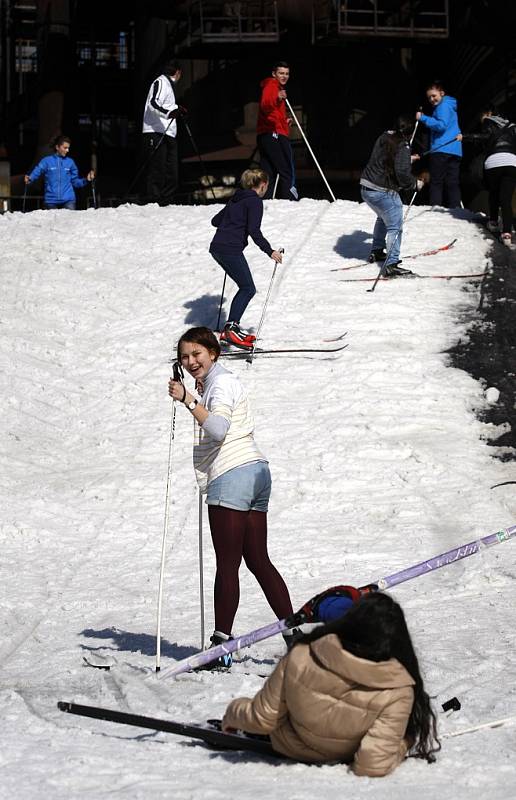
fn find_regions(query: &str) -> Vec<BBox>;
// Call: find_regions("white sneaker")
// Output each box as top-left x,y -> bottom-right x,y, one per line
501,233 -> 512,247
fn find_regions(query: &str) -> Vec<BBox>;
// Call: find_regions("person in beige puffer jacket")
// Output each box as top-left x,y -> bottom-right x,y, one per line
222,593 -> 440,776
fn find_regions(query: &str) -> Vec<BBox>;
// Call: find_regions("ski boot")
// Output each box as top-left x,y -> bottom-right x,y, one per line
383,262 -> 414,278
220,322 -> 256,350
195,631 -> 233,672
368,248 -> 387,263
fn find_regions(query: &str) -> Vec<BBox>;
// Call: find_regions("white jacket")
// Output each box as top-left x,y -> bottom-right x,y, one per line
142,74 -> 178,137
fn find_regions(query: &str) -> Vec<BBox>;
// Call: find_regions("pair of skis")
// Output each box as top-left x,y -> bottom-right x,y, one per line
219,332 -> 348,359
330,239 -> 458,273
61,522 -> 516,754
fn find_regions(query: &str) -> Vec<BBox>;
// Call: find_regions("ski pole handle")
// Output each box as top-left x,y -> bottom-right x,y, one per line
172,361 -> 184,383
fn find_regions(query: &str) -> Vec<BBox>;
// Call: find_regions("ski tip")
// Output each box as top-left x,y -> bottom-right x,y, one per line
58,701 -> 71,712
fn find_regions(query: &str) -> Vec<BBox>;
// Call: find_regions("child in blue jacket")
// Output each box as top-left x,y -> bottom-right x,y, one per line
416,81 -> 462,208
209,168 -> 283,349
25,135 -> 95,210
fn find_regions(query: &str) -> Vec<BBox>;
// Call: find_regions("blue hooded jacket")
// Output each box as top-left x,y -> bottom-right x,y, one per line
209,189 -> 273,257
28,154 -> 88,205
420,95 -> 462,157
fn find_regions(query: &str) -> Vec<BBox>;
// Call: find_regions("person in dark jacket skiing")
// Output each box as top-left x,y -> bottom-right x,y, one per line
416,81 -> 462,208
360,114 -> 423,278
256,62 -> 298,201
210,168 -> 283,349
24,135 -> 95,210
459,107 -> 516,246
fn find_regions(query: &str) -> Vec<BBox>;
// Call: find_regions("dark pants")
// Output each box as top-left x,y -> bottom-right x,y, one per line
210,250 -> 256,325
142,132 -> 178,205
208,505 -> 293,634
484,165 -> 516,233
257,133 -> 299,200
44,201 -> 76,210
428,153 -> 462,208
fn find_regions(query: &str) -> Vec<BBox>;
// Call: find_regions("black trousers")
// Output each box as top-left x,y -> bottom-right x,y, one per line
484,165 -> 516,233
257,133 -> 299,200
142,132 -> 178,205
428,153 -> 462,208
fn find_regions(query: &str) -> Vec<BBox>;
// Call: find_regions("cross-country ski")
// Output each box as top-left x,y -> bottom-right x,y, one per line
330,238 -> 458,271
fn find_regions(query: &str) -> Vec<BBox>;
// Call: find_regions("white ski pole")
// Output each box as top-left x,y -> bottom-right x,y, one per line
272,173 -> 279,199
285,98 -> 336,202
442,715 -> 516,738
155,361 -> 183,671
246,247 -> 283,364
198,489 -> 205,650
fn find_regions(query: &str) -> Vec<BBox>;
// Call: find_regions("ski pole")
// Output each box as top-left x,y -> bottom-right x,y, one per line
91,178 -> 97,209
272,173 -> 279,199
409,112 -> 421,147
246,247 -> 283,365
22,182 -> 28,213
155,360 -> 184,672
442,714 -> 516,738
215,273 -> 227,332
420,136 -> 461,157
366,189 -> 418,293
198,490 -> 205,650
181,115 -> 217,201
285,98 -> 336,202
156,521 -> 516,679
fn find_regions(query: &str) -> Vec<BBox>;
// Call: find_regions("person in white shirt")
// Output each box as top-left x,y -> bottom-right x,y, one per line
142,60 -> 182,205
168,327 -> 295,668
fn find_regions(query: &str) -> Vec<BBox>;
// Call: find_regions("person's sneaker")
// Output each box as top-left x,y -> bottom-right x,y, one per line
195,631 -> 233,672
220,322 -> 255,350
501,233 -> 512,247
368,248 -> 387,263
282,627 -> 303,651
383,263 -> 414,278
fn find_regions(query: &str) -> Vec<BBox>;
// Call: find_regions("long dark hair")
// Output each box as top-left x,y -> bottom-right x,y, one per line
383,113 -> 414,189
301,593 -> 441,763
176,326 -> 221,362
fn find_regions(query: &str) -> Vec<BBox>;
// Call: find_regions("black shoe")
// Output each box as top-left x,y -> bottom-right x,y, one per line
195,631 -> 233,671
383,263 -> 414,278
282,628 -> 303,651
368,248 -> 387,263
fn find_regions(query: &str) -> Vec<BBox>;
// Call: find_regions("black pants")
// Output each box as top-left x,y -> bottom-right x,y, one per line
257,133 -> 299,200
484,165 -> 516,233
142,132 -> 178,205
428,153 -> 462,208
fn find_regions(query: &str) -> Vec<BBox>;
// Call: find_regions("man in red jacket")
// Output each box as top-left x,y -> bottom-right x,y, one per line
256,61 -> 299,200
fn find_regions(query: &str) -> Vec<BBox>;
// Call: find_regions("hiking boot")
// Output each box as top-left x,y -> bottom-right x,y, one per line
195,631 -> 233,672
220,322 -> 255,350
282,627 -> 303,651
368,248 -> 387,263
383,263 -> 414,278
501,233 -> 512,247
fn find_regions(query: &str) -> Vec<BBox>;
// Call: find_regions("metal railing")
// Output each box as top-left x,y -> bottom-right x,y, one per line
313,0 -> 449,41
187,1 -> 279,44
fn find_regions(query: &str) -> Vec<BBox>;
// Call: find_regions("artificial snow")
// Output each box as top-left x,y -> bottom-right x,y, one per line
1,198 -> 516,799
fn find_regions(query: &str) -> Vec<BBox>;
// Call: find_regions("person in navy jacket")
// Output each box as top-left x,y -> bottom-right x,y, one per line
416,81 -> 462,208
24,135 -> 95,210
209,168 -> 283,349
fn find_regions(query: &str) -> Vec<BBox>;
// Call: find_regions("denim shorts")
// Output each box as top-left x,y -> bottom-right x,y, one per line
206,461 -> 271,512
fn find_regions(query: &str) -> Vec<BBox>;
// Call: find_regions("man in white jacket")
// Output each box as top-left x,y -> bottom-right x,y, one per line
142,60 -> 182,205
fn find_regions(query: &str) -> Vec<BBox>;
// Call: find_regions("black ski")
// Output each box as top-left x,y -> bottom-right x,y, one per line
339,272 -> 486,283
58,702 -> 279,757
330,239 -> 458,272
221,343 -> 348,358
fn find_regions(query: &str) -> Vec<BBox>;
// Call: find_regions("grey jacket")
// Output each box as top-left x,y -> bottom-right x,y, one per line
361,132 -> 417,193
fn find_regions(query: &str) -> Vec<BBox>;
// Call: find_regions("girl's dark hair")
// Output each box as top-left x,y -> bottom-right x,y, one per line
52,135 -> 71,149
382,113 -> 414,189
426,80 -> 446,93
176,326 -> 221,362
301,593 -> 441,763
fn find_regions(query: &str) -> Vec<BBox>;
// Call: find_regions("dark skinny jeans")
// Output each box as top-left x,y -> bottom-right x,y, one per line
210,250 -> 256,324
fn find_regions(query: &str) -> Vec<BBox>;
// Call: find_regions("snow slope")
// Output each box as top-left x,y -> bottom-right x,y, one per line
1,199 -> 516,799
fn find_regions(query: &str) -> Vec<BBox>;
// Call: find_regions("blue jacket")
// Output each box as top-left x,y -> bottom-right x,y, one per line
420,95 -> 462,157
28,154 -> 88,205
209,189 -> 273,256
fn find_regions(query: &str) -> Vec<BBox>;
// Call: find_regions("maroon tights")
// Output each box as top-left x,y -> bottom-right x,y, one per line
207,505 -> 293,635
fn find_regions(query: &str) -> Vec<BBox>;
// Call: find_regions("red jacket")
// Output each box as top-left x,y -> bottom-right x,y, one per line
257,77 -> 290,137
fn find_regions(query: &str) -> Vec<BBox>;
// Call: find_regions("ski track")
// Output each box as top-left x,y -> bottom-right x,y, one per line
1,200 -> 516,799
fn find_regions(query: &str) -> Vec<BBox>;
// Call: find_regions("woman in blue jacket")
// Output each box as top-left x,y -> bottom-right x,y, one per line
24,135 -> 95,210
209,168 -> 283,349
416,81 -> 462,208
